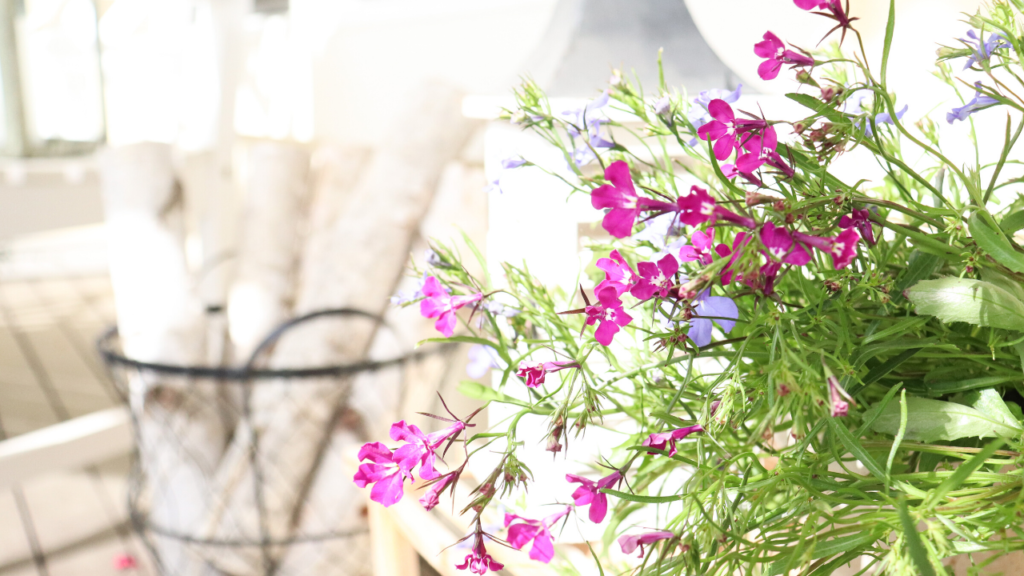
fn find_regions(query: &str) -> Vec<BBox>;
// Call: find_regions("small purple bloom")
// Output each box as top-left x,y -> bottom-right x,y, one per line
654,96 -> 672,119
565,471 -> 623,523
419,473 -> 455,511
585,286 -> 633,346
961,29 -> 1009,70
484,156 -> 527,194
631,254 -> 680,301
792,228 -> 861,269
688,289 -> 738,348
618,531 -> 675,558
675,185 -> 718,226
947,83 -> 999,124
839,208 -> 875,246
865,104 -> 908,137
754,31 -> 814,81
467,344 -> 505,378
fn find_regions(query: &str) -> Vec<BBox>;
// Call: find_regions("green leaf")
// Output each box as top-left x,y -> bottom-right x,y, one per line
905,277 -> 1024,331
766,532 -> 879,576
897,499 -> 938,576
894,251 -> 942,301
827,419 -> 887,481
600,488 -> 681,504
926,439 -> 1005,506
864,396 -> 1020,443
961,388 -> 1021,430
980,268 -> 1024,303
969,212 -> 1024,274
852,349 -> 919,395
910,375 -> 1023,397
1000,210 -> 1024,234
881,0 -> 896,86
886,389 -> 909,481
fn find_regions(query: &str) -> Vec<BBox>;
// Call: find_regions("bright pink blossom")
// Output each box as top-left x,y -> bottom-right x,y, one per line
618,530 -> 676,558
792,228 -> 861,269
716,232 -> 752,286
760,222 -> 811,265
352,442 -> 407,506
566,471 -> 623,523
642,425 -> 704,457
839,208 -> 875,246
696,99 -> 742,160
516,361 -> 578,388
504,506 -> 572,563
676,185 -> 718,226
113,554 -> 138,571
456,534 -> 504,574
585,286 -> 633,346
754,31 -> 814,81
420,276 -> 483,337
595,249 -> 637,295
420,473 -> 455,511
795,0 -> 836,9
734,126 -> 793,178
678,229 -> 715,264
631,255 -> 680,301
591,161 -> 675,238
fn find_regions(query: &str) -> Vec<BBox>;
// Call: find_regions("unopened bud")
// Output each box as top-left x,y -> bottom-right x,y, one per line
746,190 -> 782,207
793,121 -> 807,134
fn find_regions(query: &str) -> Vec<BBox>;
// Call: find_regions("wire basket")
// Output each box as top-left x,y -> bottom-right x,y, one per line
98,308 -> 451,576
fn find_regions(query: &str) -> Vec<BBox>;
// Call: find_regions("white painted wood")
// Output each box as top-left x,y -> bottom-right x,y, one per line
0,408 -> 131,489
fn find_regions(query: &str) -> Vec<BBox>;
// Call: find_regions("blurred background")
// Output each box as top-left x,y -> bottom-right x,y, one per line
0,1 -> 988,575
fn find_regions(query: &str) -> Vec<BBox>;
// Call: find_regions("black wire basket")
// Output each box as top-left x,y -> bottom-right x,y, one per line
98,308 -> 452,576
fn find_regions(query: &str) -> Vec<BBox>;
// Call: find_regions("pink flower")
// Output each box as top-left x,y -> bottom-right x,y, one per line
420,276 -> 483,337
754,31 -> 814,81
591,161 -> 675,238
696,99 -> 742,160
389,420 -> 466,481
420,473 -> 456,511
504,506 -> 571,563
716,232 -> 752,286
678,229 -> 715,265
676,185 -> 718,226
735,125 -> 793,178
565,471 -> 623,523
516,361 -> 578,388
759,222 -> 811,265
352,442 -> 408,506
642,425 -> 704,457
825,363 -> 855,417
113,554 -> 137,571
792,228 -> 861,269
585,286 -> 634,346
456,534 -> 504,574
839,208 -> 875,246
631,255 -> 680,301
795,0 -> 835,9
618,530 -> 675,558
595,249 -> 638,295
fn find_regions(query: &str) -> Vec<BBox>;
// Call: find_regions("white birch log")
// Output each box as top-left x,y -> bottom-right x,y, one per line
227,141 -> 311,360
198,81 -> 476,574
100,142 -> 224,576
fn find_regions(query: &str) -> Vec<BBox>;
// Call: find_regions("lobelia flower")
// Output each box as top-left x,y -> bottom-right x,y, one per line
731,125 -> 794,178
716,232 -> 752,286
516,361 -> 578,388
420,276 -> 483,337
864,104 -> 908,137
590,161 -> 675,238
390,272 -> 429,305
633,211 -> 684,248
565,471 -> 623,523
504,506 -> 572,563
754,31 -> 814,81
456,533 -> 504,574
794,0 -> 837,8
585,286 -> 634,346
678,229 -> 715,265
420,473 -> 456,511
824,362 -> 854,417
653,96 -> 672,119
565,92 -> 615,164
389,419 -> 466,480
839,208 -> 876,246
792,228 -> 861,269
961,29 -> 1009,70
631,255 -> 680,301
760,222 -> 812,265
688,85 -> 743,132
483,156 -> 527,194
352,442 -> 408,506
467,344 -> 506,378
794,0 -> 856,43
947,83 -> 999,124
688,289 -> 739,348
618,531 -> 676,558
676,185 -> 718,226
595,249 -> 638,295
642,425 -> 704,456
697,99 -> 742,160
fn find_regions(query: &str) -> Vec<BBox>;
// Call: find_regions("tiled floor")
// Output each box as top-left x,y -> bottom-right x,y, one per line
0,275 -> 154,576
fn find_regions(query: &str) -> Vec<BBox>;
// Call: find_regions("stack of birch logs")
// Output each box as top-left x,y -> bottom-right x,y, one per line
100,82 -> 479,576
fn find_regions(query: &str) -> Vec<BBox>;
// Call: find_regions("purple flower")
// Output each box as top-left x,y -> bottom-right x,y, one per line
961,29 -> 1009,70
354,419 -> 464,506
420,276 -> 483,337
565,92 -> 615,163
467,344 -> 505,378
688,289 -> 738,348
824,363 -> 854,417
504,506 -> 571,564
590,161 -> 675,238
389,420 -> 466,481
456,534 -> 504,574
618,531 -> 675,558
595,249 -> 638,295
566,471 -> 622,523
947,83 -> 999,123
390,272 -> 429,305
792,228 -> 861,269
688,85 -> 742,132
760,222 -> 812,265
516,361 -> 577,388
734,125 -> 791,176
635,212 -> 685,250
754,31 -> 814,81
678,229 -> 715,265
839,208 -> 875,246
631,255 -> 680,301
697,99 -> 742,160
642,425 -> 704,456
483,156 -> 527,194
352,442 -> 407,507
585,286 -> 633,346
716,232 -> 752,286
865,104 -> 908,137
420,473 -> 456,511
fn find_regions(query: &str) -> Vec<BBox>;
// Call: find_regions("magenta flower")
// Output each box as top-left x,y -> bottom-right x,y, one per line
504,506 -> 571,563
716,232 -> 752,286
676,185 -> 718,226
760,222 -> 812,265
792,228 -> 861,269
824,363 -> 854,417
696,99 -> 741,160
689,289 -> 739,348
678,229 -> 715,265
516,361 -> 578,388
113,554 -> 138,571
389,419 -> 466,481
631,255 -> 680,301
794,0 -> 837,9
456,534 -> 504,574
618,531 -> 676,558
591,161 -> 675,238
565,471 -> 623,523
352,442 -> 408,506
585,286 -> 633,346
595,249 -> 637,295
839,208 -> 875,246
754,31 -> 814,81
420,276 -> 483,337
420,473 -> 456,511
734,125 -> 792,178
642,424 -> 704,457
